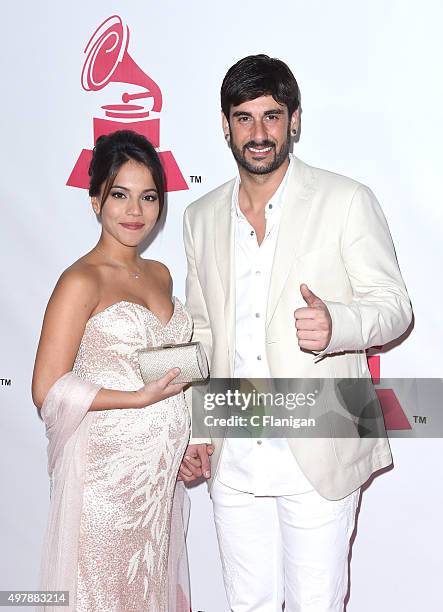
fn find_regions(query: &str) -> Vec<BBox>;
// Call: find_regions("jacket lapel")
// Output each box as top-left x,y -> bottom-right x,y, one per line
266,157 -> 316,327
214,187 -> 236,373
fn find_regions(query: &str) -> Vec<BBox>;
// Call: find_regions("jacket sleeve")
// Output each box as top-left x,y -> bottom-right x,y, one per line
183,208 -> 213,444
316,184 -> 412,359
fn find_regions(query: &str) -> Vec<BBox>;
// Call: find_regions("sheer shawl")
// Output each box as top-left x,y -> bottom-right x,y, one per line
37,372 -> 191,611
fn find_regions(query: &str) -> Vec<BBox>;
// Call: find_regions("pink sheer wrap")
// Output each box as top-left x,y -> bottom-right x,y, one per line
37,372 -> 191,611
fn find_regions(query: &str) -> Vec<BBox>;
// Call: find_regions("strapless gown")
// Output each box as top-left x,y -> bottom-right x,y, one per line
69,297 -> 192,611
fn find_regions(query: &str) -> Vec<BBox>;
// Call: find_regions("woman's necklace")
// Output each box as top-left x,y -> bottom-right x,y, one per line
95,247 -> 144,280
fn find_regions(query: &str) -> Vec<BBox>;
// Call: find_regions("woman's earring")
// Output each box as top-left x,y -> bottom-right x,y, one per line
291,128 -> 297,136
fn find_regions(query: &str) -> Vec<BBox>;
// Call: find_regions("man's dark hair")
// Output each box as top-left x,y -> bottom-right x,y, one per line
221,54 -> 300,119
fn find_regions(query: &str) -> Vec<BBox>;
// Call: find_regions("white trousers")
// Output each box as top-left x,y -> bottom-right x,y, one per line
211,478 -> 360,612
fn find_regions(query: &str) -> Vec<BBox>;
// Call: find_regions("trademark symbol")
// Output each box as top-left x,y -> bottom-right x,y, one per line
0,378 -> 12,386
190,175 -> 202,184
413,415 -> 427,424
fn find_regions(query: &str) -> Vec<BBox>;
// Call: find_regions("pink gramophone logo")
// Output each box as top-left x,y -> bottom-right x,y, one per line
67,15 -> 188,192
367,355 -> 411,431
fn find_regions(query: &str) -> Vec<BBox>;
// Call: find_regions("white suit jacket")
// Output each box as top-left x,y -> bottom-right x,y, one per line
184,155 -> 412,500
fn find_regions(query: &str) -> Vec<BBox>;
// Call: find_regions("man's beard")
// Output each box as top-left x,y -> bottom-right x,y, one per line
230,127 -> 291,175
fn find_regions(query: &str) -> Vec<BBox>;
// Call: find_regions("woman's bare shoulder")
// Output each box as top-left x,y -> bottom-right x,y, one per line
58,257 -> 100,289
143,259 -> 172,290
50,257 -> 101,315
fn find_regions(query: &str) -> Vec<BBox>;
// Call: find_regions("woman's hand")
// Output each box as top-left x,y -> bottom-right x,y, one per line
88,368 -> 186,412
133,368 -> 186,407
178,443 -> 214,482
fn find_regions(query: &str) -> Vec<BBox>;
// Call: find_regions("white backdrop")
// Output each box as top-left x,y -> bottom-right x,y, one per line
1,1 -> 442,610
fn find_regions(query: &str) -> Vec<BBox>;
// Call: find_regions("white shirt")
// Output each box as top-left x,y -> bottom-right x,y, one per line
217,156 -> 314,495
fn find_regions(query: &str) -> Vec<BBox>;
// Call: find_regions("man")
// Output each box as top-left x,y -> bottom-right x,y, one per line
179,54 -> 412,611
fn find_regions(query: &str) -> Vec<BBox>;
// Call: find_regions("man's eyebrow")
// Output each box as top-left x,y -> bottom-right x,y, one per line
231,108 -> 285,118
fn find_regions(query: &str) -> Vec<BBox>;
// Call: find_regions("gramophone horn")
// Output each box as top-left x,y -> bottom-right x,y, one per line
81,15 -> 162,112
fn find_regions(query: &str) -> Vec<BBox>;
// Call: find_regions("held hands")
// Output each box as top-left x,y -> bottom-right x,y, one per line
294,284 -> 332,352
178,443 -> 214,483
134,368 -> 186,408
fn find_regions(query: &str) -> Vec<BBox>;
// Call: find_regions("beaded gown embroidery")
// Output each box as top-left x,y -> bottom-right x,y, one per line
71,297 -> 191,611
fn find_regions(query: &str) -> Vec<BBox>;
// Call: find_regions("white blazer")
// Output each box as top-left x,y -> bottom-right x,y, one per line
184,155 -> 412,500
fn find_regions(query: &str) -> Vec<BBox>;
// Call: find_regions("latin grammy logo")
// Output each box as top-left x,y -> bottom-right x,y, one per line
67,14 -> 188,192
367,355 -> 411,430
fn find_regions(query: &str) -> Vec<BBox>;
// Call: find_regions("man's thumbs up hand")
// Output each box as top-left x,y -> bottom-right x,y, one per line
294,284 -> 332,352
300,283 -> 324,308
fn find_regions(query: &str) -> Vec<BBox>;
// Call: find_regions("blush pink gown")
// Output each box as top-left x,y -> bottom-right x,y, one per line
39,298 -> 192,612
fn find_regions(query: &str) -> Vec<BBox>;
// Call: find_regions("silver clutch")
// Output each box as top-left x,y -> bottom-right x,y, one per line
138,341 -> 209,384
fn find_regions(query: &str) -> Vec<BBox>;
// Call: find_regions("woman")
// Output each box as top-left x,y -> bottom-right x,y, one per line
32,130 -> 192,611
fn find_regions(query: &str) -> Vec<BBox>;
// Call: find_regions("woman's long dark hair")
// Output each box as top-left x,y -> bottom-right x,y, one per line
88,130 -> 165,218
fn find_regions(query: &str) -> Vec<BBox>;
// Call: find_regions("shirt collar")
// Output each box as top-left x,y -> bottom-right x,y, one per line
231,154 -> 294,219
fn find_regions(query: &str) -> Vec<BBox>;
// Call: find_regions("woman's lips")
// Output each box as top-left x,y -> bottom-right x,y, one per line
120,223 -> 145,230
